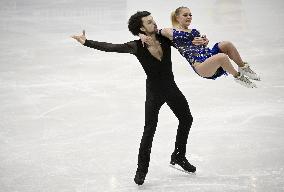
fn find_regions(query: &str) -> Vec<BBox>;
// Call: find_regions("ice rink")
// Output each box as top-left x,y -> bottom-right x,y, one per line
1,0 -> 284,191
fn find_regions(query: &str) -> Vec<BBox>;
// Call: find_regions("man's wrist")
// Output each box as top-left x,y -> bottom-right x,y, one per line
82,39 -> 87,45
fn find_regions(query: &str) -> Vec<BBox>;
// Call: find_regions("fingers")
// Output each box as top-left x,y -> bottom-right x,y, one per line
193,37 -> 206,45
71,35 -> 79,40
192,39 -> 202,43
194,37 -> 203,41
71,35 -> 77,39
141,36 -> 152,47
70,30 -> 85,40
193,38 -> 203,44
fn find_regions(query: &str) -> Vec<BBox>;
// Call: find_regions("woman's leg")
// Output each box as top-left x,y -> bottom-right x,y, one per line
218,41 -> 260,81
218,41 -> 245,67
194,53 -> 239,77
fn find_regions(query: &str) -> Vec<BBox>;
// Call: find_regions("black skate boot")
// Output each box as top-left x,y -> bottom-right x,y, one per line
134,170 -> 146,185
170,153 -> 196,173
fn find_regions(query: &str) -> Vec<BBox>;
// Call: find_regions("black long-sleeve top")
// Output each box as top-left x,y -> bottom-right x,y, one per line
83,34 -> 174,83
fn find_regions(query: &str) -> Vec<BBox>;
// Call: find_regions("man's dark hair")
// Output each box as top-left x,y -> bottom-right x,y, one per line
128,11 -> 151,36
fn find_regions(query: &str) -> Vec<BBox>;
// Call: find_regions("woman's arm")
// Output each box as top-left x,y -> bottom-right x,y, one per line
159,28 -> 173,41
138,28 -> 173,47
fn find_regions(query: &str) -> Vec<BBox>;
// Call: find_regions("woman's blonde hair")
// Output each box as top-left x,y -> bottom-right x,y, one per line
171,6 -> 188,27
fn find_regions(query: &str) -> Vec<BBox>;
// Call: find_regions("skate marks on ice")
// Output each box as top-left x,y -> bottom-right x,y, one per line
130,168 -> 284,192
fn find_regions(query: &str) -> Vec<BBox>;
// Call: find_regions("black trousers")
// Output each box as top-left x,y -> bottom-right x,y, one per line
137,79 -> 193,173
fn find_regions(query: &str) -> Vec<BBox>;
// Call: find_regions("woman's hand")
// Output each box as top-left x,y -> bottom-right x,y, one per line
192,35 -> 208,46
202,35 -> 209,46
139,33 -> 154,47
71,30 -> 87,45
192,37 -> 204,46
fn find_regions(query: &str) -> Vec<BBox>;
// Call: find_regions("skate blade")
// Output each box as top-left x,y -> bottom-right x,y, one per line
169,164 -> 196,175
239,71 -> 261,81
250,78 -> 261,81
246,76 -> 261,81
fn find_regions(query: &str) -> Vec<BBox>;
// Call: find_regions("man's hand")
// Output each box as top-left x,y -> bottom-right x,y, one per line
71,30 -> 87,45
139,33 -> 154,47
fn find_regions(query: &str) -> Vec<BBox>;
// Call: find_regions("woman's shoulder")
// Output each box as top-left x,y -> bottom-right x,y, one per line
173,28 -> 196,33
161,28 -> 173,34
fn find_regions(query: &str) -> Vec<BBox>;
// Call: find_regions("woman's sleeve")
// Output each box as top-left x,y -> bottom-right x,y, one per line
194,29 -> 201,37
83,40 -> 138,55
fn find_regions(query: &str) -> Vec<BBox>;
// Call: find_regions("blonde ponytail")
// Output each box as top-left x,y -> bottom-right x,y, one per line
171,11 -> 179,27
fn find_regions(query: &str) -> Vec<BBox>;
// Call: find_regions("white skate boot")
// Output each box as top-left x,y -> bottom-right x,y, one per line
238,62 -> 260,81
234,74 -> 257,88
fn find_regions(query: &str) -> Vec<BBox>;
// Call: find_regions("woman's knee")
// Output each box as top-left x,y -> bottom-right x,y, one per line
221,41 -> 232,46
219,41 -> 233,52
215,53 -> 229,63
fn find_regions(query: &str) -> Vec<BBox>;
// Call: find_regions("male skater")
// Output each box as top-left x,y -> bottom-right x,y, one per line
71,11 -> 196,185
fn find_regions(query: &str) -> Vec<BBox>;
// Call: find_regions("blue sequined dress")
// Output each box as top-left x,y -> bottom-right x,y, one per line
172,28 -> 227,80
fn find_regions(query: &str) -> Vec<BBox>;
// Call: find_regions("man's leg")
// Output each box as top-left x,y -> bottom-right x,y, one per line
165,83 -> 196,173
135,87 -> 164,185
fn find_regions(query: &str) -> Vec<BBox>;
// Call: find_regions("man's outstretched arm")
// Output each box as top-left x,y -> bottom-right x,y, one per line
71,30 -> 137,55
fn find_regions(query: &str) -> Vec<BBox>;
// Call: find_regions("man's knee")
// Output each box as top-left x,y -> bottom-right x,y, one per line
143,120 -> 158,136
144,118 -> 158,128
179,113 -> 193,125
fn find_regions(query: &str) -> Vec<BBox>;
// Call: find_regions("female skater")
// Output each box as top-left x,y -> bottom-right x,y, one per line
140,6 -> 260,88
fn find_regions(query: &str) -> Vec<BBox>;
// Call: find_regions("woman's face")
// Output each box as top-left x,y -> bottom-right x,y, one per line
176,8 -> 192,27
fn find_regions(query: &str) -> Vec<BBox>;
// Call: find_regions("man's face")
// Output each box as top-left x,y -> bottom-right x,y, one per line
140,15 -> 158,35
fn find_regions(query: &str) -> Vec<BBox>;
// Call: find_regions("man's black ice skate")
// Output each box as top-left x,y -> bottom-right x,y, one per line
134,170 -> 146,185
170,153 -> 196,174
